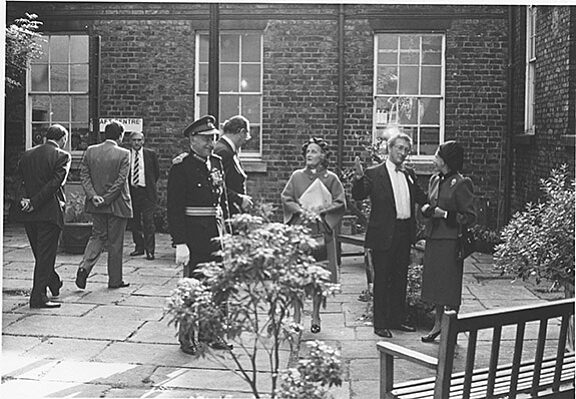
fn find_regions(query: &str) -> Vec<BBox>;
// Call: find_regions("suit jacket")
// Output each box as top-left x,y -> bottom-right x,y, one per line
15,141 -> 71,228
129,147 -> 160,203
81,140 -> 133,219
214,138 -> 247,217
351,162 -> 427,250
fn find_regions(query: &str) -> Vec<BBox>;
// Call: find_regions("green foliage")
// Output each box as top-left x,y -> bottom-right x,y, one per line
64,192 -> 92,223
165,213 -> 340,398
275,341 -> 342,399
469,224 -> 502,254
494,165 -> 575,286
6,13 -> 44,90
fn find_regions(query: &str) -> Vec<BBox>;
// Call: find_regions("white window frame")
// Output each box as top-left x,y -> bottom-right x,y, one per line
373,33 -> 445,159
195,31 -> 263,159
27,34 -> 90,153
524,6 -> 536,135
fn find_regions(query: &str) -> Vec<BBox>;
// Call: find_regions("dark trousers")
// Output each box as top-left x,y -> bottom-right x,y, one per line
129,187 -> 155,254
372,220 -> 412,330
25,221 -> 62,303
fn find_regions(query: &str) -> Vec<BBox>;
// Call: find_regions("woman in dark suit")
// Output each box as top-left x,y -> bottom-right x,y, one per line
420,141 -> 476,342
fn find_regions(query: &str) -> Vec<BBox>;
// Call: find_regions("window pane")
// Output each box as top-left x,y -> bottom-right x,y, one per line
199,35 -> 209,62
376,66 -> 398,95
242,125 -> 260,154
220,95 -> 239,120
378,50 -> 397,65
72,96 -> 88,122
420,127 -> 439,156
375,97 -> 400,125
242,34 -> 260,62
50,36 -> 69,62
32,96 -> 50,121
32,123 -> 50,146
421,66 -> 441,95
400,35 -> 419,50
51,96 -> 70,121
70,64 -> 88,91
198,63 -> 208,91
241,95 -> 260,123
70,122 -> 90,151
51,65 -> 68,91
420,98 -> 440,124
221,64 -> 239,92
221,34 -> 239,62
378,34 -> 398,50
198,94 -> 208,116
400,50 -> 419,65
35,38 -> 49,62
422,36 -> 442,65
31,64 -> 48,91
398,97 -> 417,125
399,66 -> 418,95
241,64 -> 260,92
70,36 -> 89,62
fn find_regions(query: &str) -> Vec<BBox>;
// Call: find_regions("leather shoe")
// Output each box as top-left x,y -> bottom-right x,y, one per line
206,339 -> 233,350
48,280 -> 63,297
30,300 -> 61,309
75,268 -> 88,289
394,323 -> 416,333
130,250 -> 144,256
374,328 -> 393,338
146,252 -> 155,260
108,281 -> 130,289
421,330 -> 441,343
180,344 -> 197,355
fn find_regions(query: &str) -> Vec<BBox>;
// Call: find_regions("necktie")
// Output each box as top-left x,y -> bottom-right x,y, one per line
132,151 -> 140,186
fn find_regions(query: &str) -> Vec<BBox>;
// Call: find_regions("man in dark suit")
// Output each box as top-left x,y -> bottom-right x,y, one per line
352,131 -> 427,338
214,115 -> 253,218
167,115 -> 230,355
127,131 -> 160,260
16,124 -> 71,308
75,120 -> 133,290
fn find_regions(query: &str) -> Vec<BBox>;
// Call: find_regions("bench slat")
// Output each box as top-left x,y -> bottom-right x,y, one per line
509,321 -> 526,398
377,342 -> 438,369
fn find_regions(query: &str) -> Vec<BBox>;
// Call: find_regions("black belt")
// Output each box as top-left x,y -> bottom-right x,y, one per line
395,219 -> 411,225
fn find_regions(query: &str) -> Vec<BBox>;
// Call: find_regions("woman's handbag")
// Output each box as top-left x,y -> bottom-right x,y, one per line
457,227 -> 475,260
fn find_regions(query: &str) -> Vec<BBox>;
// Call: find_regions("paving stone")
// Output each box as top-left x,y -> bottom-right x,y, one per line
11,302 -> 97,317
118,295 -> 170,308
85,304 -> 165,322
24,337 -> 111,361
2,335 -> 44,355
0,379 -> 110,399
129,320 -> 179,344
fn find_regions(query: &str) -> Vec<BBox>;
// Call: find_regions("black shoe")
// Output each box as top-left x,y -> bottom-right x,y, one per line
180,344 -> 197,355
75,268 -> 88,289
395,323 -> 416,333
48,280 -> 63,297
311,324 -> 321,334
130,250 -> 144,256
145,252 -> 155,260
108,281 -> 130,289
208,339 -> 233,350
30,300 -> 61,309
421,330 -> 441,343
374,328 -> 393,338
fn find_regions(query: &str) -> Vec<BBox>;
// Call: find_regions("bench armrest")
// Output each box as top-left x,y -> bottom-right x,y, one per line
377,342 -> 438,369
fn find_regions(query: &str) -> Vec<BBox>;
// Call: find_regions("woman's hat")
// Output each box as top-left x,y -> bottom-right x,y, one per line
438,140 -> 464,172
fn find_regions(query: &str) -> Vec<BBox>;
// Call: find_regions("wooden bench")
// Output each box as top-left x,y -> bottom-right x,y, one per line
378,298 -> 575,398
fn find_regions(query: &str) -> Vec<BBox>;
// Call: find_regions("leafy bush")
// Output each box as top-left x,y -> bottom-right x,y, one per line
494,165 -> 575,286
6,14 -> 44,90
64,192 -> 92,223
165,213 -> 340,398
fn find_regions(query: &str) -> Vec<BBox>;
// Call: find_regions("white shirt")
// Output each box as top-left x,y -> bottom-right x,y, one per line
131,148 -> 145,187
385,159 -> 411,219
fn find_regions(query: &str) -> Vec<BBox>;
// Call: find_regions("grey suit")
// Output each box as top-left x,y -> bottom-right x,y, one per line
79,140 -> 133,287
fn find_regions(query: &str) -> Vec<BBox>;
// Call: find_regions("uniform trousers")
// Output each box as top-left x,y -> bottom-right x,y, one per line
371,219 -> 412,330
129,186 -> 156,254
79,213 -> 128,287
25,221 -> 62,303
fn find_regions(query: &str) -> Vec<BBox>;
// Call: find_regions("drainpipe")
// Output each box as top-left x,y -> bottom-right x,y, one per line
337,4 -> 345,173
208,3 -> 220,121
502,5 -> 514,228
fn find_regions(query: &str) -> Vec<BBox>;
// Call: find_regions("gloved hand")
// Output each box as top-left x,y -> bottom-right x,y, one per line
175,244 -> 189,266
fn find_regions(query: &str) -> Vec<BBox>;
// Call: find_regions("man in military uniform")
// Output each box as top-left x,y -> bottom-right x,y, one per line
167,114 -> 230,355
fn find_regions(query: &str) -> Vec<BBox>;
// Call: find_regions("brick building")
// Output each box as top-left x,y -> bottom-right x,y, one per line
4,3 -> 575,229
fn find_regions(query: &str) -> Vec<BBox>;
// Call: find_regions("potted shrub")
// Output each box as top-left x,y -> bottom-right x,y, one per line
494,164 -> 574,349
165,212 -> 341,398
60,192 -> 92,254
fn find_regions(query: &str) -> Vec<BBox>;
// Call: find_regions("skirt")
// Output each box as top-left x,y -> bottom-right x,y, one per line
421,239 -> 463,307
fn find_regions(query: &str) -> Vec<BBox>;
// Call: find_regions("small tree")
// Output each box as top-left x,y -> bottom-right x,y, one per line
165,213 -> 340,398
6,13 -> 44,90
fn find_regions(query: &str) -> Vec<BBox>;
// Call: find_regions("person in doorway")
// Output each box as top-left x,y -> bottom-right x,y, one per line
420,141 -> 476,343
75,120 -> 133,290
16,124 -> 71,308
351,131 -> 427,339
128,131 -> 160,260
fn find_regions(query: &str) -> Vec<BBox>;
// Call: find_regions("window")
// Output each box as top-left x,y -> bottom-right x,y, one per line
196,32 -> 263,158
524,6 -> 536,135
374,33 -> 445,157
28,34 -> 90,152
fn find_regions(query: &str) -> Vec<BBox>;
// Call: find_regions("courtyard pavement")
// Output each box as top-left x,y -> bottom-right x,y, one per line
1,223 -> 561,398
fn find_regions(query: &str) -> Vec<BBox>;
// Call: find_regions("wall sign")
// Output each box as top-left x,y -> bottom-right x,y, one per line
99,118 -> 143,133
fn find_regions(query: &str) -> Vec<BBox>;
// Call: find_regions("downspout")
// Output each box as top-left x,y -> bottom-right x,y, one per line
502,5 -> 514,228
208,3 -> 220,121
337,4 -> 345,173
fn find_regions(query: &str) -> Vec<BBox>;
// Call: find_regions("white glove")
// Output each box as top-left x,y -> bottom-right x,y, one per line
175,244 -> 190,266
